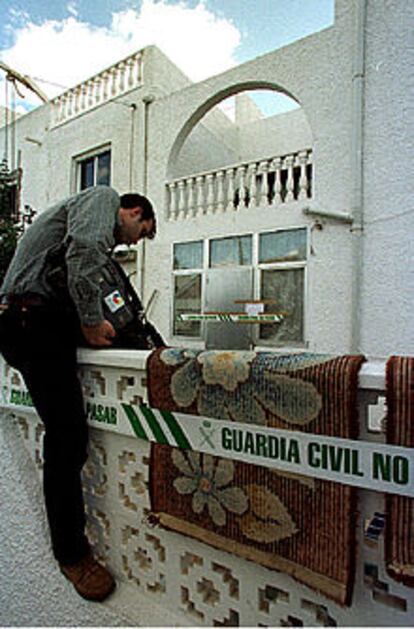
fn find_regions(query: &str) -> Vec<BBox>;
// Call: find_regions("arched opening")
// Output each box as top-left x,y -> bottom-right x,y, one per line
166,85 -> 313,219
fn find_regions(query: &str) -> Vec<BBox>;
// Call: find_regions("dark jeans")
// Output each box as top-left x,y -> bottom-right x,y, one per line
0,304 -> 90,565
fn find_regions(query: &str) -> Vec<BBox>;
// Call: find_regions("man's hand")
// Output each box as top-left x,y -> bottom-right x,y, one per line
81,320 -> 116,347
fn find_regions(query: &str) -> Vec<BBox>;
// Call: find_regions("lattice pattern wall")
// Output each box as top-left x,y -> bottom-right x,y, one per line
2,360 -> 413,627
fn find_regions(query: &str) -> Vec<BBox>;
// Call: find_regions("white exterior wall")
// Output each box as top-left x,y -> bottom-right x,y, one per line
360,0 -> 414,358
171,106 -> 239,179
236,108 -> 312,164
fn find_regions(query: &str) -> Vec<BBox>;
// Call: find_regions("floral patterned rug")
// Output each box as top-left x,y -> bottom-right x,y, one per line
148,349 -> 365,605
385,356 -> 414,587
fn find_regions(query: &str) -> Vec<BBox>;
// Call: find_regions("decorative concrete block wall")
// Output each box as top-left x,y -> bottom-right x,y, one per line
1,351 -> 413,627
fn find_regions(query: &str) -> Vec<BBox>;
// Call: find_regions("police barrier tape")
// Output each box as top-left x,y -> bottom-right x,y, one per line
3,388 -> 413,498
177,313 -> 284,323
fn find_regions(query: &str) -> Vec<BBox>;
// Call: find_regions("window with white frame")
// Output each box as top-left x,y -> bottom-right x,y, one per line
209,235 -> 252,268
77,149 -> 111,191
172,228 -> 307,346
173,240 -> 203,337
258,228 -> 307,345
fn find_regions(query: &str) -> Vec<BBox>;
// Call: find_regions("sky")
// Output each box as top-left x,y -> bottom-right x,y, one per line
0,0 -> 334,116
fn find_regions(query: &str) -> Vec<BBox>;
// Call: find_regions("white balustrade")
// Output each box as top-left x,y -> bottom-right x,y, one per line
166,149 -> 313,220
50,51 -> 144,126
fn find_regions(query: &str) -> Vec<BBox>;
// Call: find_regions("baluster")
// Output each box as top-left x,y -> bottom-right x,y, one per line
127,58 -> 135,88
118,62 -> 126,92
226,168 -> 236,211
178,180 -> 187,219
73,87 -> 82,114
285,154 -> 295,202
94,78 -> 101,104
87,81 -> 94,107
247,163 -> 258,209
206,173 -> 215,213
80,84 -> 88,111
237,166 -> 248,209
258,160 -> 270,206
168,182 -> 178,220
298,150 -> 309,200
66,91 -> 74,117
271,157 -> 282,204
216,171 -> 225,212
63,94 -> 71,121
111,67 -> 118,96
58,96 -> 66,123
101,72 -> 109,101
196,176 -> 205,216
187,178 -> 196,217
135,53 -> 143,85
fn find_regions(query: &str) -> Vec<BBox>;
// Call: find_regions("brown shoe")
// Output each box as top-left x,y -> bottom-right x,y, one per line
59,553 -> 116,601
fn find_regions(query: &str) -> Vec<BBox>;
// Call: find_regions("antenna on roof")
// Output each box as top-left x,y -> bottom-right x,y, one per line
0,60 -> 49,103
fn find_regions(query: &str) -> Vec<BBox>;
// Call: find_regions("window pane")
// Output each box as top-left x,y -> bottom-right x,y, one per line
259,228 -> 307,263
174,241 -> 203,270
173,274 -> 201,337
210,235 -> 252,267
80,158 -> 94,190
96,151 -> 111,186
260,268 -> 304,344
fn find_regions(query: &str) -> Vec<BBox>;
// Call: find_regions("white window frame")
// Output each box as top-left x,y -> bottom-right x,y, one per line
254,226 -> 309,349
170,239 -> 205,341
72,144 -> 111,192
170,227 -> 309,349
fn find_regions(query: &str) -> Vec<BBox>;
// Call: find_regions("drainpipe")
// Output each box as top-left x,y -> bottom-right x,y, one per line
128,103 -> 137,189
140,94 -> 155,301
350,0 -> 367,353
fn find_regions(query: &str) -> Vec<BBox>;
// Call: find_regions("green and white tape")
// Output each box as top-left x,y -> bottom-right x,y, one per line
177,313 -> 284,323
85,398 -> 414,498
2,388 -> 413,497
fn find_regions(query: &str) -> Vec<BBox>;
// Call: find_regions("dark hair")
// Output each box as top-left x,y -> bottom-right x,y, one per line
120,193 -> 154,220
120,193 -> 156,238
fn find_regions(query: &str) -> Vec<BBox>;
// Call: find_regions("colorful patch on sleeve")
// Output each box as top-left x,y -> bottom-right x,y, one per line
104,290 -> 125,312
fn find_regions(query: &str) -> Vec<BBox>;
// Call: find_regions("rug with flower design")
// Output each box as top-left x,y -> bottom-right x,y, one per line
385,356 -> 414,587
148,348 -> 365,605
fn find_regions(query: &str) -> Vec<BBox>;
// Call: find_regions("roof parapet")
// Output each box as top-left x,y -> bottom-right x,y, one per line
50,50 -> 144,127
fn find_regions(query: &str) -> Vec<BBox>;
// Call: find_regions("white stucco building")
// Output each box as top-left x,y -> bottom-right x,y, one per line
0,0 -> 413,626
1,0 -> 412,359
